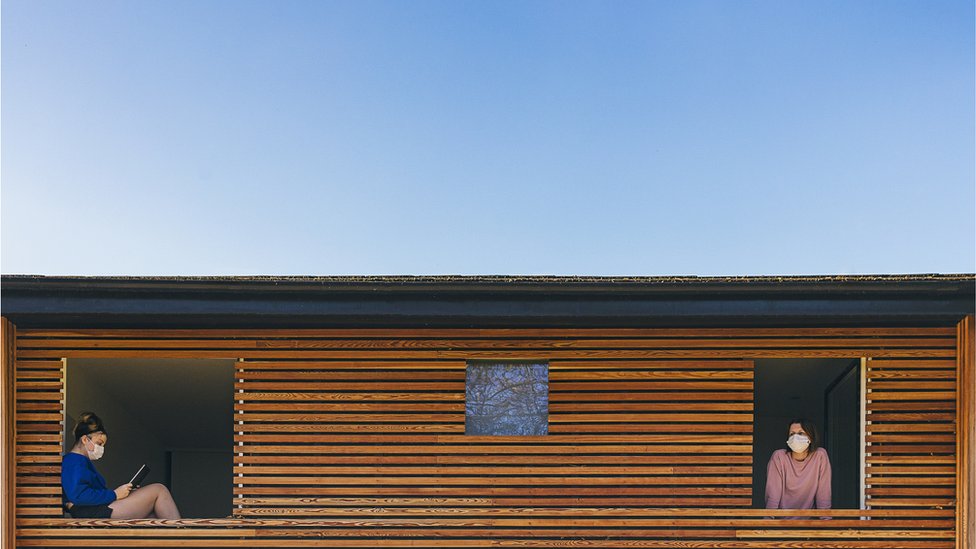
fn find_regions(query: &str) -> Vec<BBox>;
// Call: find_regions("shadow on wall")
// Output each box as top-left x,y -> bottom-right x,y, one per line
64,358 -> 235,518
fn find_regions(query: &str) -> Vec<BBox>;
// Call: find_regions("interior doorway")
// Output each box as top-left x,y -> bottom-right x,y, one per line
64,358 -> 235,518
752,358 -> 862,509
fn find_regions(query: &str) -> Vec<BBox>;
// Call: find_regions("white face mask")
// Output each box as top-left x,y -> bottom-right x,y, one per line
85,438 -> 105,461
787,434 -> 810,454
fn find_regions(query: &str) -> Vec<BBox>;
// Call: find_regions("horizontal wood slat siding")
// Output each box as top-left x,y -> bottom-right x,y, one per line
12,326 -> 959,548
14,358 -> 64,524
865,358 -> 957,509
234,358 -> 754,511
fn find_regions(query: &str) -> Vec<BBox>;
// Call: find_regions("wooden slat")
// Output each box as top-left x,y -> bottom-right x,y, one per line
236,402 -> 466,412
865,424 -> 955,432
550,402 -> 752,411
867,401 -> 955,410
23,507 -> 956,518
18,326 -> 958,337
234,454 -> 755,465
232,491 -> 742,502
243,360 -> 751,371
13,360 -> 64,369
16,348 -> 957,359
232,433 -> 750,444
17,336 -> 960,349
11,530 -> 953,549
233,465 -> 752,475
234,443 -> 751,454
868,359 -> 957,369
548,423 -> 754,433
233,476 -> 750,486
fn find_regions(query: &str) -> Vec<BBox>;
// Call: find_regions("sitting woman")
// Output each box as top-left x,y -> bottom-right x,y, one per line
61,412 -> 181,519
765,418 -> 832,511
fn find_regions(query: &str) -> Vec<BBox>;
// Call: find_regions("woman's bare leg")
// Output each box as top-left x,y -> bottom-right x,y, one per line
109,484 -> 181,519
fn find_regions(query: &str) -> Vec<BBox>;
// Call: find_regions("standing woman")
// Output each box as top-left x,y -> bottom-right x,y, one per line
765,418 -> 832,511
61,412 -> 181,519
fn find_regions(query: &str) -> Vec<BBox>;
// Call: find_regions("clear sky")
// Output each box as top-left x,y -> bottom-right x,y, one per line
2,1 -> 973,276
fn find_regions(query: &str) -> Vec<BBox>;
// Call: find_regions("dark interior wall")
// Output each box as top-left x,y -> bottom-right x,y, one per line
64,366 -> 168,494
64,359 -> 235,518
825,364 -> 862,509
169,450 -> 234,518
753,359 -> 860,508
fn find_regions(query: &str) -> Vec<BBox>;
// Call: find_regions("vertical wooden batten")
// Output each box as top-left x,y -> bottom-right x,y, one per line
1,318 -> 17,549
958,315 -> 975,549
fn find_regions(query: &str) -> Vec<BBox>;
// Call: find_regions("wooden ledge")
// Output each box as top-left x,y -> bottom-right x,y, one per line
15,511 -> 958,548
17,508 -> 957,527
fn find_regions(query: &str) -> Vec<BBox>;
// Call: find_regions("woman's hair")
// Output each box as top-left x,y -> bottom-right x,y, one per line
72,412 -> 106,443
786,417 -> 819,453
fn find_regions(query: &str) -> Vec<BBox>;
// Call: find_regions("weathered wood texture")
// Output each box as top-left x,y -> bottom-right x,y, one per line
1,318 -> 16,549
865,357 -> 957,510
233,357 -> 753,514
10,326 -> 961,547
957,316 -> 974,549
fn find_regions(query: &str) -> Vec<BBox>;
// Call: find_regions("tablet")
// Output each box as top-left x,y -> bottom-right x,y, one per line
128,464 -> 150,487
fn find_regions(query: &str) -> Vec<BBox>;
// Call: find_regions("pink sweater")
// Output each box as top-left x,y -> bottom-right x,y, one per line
765,447 -> 832,510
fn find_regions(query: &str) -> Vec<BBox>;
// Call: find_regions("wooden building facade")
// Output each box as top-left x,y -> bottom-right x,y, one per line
1,274 -> 973,548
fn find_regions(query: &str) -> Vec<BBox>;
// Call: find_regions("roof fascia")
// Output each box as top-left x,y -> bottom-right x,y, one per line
1,275 -> 973,329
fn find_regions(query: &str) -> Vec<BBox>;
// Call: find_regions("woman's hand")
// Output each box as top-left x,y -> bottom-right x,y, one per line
114,483 -> 133,500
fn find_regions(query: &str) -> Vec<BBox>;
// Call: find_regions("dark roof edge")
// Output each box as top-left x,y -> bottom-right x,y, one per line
2,274 -> 973,329
2,273 -> 974,296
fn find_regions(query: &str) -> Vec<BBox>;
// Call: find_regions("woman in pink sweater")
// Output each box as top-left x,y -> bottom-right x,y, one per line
765,418 -> 832,511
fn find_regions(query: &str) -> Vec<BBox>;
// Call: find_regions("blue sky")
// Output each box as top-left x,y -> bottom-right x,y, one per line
2,1 -> 973,276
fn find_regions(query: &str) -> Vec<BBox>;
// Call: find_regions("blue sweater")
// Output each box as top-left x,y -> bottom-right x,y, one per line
61,452 -> 116,507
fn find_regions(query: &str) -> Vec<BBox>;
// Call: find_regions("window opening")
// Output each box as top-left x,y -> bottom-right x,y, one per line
64,358 -> 235,518
465,362 -> 549,436
752,358 -> 862,509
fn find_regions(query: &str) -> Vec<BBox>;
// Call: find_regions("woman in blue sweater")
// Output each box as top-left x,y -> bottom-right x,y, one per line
62,412 -> 181,519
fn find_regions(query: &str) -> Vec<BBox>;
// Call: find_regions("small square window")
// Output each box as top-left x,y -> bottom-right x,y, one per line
465,362 -> 549,436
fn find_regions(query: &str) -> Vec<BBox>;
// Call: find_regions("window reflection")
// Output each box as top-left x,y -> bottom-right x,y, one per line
465,363 -> 549,436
